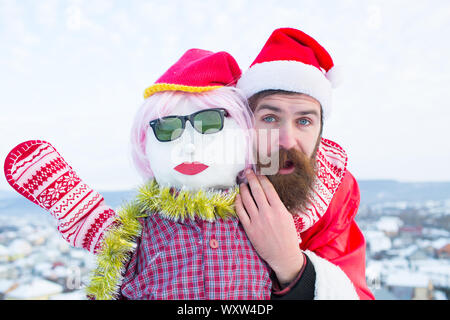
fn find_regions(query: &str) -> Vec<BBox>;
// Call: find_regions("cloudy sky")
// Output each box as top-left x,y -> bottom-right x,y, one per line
1,0 -> 450,191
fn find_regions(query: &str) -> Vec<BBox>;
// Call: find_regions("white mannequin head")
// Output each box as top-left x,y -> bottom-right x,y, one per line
131,87 -> 253,190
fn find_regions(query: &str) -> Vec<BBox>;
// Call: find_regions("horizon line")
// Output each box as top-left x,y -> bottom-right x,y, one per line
2,178 -> 450,193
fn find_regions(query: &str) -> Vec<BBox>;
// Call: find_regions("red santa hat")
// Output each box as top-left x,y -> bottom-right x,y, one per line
143,48 -> 242,99
237,28 -> 342,118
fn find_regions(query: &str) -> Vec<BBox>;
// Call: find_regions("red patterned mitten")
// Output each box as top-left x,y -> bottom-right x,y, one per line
4,140 -> 117,254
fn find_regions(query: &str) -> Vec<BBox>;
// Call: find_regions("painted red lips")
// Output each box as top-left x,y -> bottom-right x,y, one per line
174,162 -> 209,175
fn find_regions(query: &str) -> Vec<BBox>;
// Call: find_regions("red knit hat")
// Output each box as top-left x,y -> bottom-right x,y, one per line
237,28 -> 342,118
143,48 -> 242,99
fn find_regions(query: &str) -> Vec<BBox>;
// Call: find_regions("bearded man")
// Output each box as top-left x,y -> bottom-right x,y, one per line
235,28 -> 375,300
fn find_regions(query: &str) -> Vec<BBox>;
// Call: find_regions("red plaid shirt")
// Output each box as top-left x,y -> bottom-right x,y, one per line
119,214 -> 272,299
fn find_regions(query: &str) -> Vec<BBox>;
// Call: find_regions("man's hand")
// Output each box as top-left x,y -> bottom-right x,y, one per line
235,169 -> 304,285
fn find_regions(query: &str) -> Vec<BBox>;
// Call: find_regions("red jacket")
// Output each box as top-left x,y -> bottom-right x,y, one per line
300,170 -> 375,300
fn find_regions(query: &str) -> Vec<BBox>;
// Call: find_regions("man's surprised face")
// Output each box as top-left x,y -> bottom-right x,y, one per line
252,92 -> 322,174
252,93 -> 322,212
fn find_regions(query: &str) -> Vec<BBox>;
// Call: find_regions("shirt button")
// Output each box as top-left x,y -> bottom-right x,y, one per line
209,238 -> 219,249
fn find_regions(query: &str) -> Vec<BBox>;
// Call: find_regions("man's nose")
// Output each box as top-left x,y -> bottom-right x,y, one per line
278,124 -> 296,150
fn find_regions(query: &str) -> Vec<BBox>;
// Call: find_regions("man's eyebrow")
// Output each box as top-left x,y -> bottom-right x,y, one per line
256,105 -> 319,117
294,110 -> 320,117
255,105 -> 282,113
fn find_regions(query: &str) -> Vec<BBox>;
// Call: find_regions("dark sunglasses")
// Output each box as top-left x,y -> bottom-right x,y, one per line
149,108 -> 229,142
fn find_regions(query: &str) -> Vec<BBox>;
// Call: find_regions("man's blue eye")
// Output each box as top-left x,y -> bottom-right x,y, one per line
263,116 -> 276,123
298,119 -> 311,126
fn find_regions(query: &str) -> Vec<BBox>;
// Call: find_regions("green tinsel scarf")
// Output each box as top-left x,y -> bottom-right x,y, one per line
85,179 -> 239,300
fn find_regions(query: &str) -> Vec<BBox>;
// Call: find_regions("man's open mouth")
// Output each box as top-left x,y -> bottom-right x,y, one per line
278,160 -> 295,174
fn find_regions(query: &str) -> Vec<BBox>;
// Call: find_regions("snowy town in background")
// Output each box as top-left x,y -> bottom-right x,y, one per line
0,182 -> 449,300
356,199 -> 450,300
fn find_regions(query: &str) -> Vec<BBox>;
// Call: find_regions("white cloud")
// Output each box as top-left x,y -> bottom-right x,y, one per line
35,0 -> 59,28
0,0 -> 40,45
65,1 -> 82,30
65,0 -> 105,35
366,4 -> 382,30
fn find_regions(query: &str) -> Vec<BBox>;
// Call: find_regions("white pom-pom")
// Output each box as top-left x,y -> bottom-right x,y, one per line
325,65 -> 343,88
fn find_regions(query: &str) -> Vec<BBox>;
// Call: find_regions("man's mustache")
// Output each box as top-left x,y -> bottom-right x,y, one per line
254,147 -> 316,213
259,147 -> 313,174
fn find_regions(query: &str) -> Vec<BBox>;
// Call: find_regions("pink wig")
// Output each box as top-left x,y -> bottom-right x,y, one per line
130,87 -> 255,182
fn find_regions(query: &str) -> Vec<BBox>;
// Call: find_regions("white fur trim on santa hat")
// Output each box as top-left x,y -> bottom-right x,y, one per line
325,65 -> 343,88
237,60 -> 333,119
304,250 -> 359,300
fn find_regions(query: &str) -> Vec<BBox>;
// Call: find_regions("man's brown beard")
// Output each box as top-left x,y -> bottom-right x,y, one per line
256,147 -> 317,214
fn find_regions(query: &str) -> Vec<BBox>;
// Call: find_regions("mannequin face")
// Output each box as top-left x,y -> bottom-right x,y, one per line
146,99 -> 248,190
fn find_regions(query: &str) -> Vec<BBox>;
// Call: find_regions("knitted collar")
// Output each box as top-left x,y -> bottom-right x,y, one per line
293,138 -> 348,235
137,179 -> 239,222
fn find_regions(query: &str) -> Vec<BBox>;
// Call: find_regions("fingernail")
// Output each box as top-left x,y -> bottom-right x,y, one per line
245,169 -> 252,175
